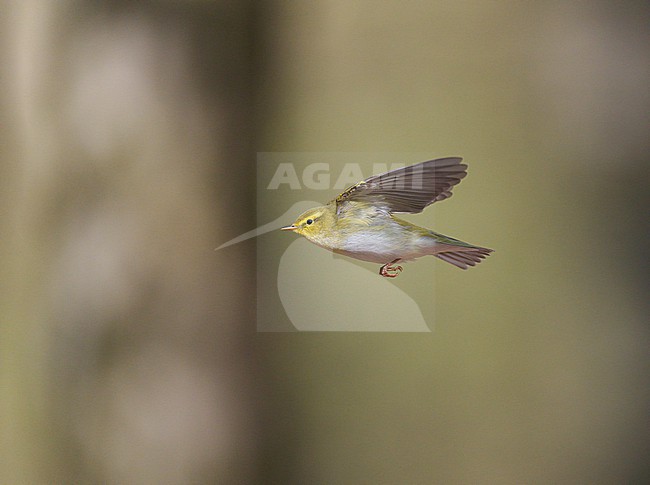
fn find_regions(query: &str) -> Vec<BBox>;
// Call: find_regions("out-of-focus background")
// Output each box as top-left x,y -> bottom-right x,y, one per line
1,1 -> 649,483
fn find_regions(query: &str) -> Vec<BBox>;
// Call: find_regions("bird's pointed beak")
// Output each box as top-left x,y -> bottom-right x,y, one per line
281,225 -> 297,231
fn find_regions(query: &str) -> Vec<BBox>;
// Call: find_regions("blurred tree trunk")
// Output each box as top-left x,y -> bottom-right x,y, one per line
1,1 -> 258,482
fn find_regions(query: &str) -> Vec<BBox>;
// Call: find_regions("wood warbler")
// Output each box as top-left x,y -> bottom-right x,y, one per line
281,157 -> 493,277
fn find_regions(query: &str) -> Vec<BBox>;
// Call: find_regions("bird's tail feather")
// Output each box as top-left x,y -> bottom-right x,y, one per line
432,245 -> 493,270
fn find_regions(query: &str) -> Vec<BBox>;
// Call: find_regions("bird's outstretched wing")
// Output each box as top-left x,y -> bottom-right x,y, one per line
333,157 -> 467,214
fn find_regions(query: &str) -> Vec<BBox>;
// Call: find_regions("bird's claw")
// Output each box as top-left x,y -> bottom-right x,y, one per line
379,260 -> 403,278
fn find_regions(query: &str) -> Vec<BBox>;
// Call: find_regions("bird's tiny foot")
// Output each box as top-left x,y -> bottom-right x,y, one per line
379,259 -> 403,278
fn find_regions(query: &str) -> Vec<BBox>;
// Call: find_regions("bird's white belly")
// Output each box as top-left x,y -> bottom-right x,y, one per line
330,231 -> 430,264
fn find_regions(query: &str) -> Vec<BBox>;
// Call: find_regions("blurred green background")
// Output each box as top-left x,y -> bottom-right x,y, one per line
1,1 -> 649,483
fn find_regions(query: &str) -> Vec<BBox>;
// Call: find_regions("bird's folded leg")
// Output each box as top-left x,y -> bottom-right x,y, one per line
379,259 -> 403,278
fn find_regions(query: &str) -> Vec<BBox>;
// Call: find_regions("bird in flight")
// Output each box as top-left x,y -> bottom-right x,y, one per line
281,157 -> 493,277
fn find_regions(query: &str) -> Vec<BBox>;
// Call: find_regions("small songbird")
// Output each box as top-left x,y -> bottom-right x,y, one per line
281,157 -> 493,277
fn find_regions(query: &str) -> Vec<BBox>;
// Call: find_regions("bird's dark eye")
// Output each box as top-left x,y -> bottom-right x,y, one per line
306,219 -> 313,225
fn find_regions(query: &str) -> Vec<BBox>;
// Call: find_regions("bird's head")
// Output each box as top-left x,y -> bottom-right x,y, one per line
281,206 -> 331,241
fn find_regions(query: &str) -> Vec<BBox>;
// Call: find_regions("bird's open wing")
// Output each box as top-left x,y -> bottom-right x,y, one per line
333,157 -> 467,214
